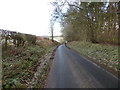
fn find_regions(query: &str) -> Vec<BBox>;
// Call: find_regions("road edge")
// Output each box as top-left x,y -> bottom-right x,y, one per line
65,44 -> 119,80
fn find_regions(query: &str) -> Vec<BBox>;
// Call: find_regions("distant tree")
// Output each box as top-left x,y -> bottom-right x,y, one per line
25,34 -> 36,45
10,31 -> 17,46
1,30 -> 11,49
49,19 -> 54,42
15,33 -> 26,47
1,29 -> 37,49
9,32 -> 26,47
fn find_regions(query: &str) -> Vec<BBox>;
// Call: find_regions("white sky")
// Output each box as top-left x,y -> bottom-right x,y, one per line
0,0 -> 61,36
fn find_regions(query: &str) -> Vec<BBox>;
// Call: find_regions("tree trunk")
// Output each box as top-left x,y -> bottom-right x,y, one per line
118,2 -> 120,45
51,30 -> 54,42
5,36 -> 8,49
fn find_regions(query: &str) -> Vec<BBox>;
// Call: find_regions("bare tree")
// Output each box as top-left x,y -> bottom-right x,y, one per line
49,19 -> 55,42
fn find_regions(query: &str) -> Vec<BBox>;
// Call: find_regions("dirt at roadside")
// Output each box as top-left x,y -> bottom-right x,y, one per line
28,46 -> 58,88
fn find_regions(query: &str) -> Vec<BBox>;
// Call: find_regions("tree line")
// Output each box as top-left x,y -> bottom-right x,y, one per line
1,29 -> 36,49
51,1 -> 120,45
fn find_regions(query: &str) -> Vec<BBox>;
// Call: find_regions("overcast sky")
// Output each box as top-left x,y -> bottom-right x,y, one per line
0,0 -> 61,36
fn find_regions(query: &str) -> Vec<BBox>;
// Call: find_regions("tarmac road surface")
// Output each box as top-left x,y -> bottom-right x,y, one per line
46,45 -> 119,88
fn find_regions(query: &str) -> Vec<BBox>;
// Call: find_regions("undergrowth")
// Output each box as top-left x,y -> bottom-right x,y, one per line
2,44 -> 54,88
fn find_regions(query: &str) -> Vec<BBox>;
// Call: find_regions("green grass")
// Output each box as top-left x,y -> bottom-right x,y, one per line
67,41 -> 119,72
2,44 -> 54,88
32,60 -> 51,88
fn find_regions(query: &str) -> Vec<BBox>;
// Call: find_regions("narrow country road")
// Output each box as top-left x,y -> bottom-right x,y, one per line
46,45 -> 119,88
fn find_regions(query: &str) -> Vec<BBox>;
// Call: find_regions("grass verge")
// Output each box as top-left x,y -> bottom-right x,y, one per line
2,43 -> 57,88
28,46 -> 57,88
67,41 -> 119,76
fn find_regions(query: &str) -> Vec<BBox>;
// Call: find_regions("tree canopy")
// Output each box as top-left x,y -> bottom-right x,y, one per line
50,1 -> 119,45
